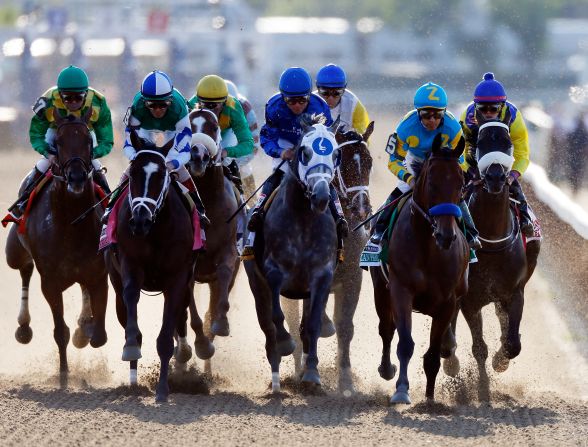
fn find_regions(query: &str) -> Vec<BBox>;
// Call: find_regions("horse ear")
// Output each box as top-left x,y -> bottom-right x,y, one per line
82,106 -> 92,124
300,114 -> 312,133
328,116 -> 341,134
130,128 -> 141,150
432,132 -> 443,154
52,107 -> 64,126
474,108 -> 487,126
453,135 -> 465,159
363,121 -> 375,142
501,105 -> 511,125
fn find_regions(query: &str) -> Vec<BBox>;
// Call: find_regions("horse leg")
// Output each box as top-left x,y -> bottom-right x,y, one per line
423,303 -> 455,402
281,297 -> 303,377
389,281 -> 414,405
525,240 -> 540,281
461,305 -> 490,401
86,278 -> 108,349
72,285 -> 92,349
266,263 -> 295,356
174,306 -> 192,368
40,279 -> 70,374
371,268 -> 396,382
441,308 -> 460,377
334,273 -> 361,394
6,226 -> 34,344
156,279 -> 191,403
210,266 -> 233,337
188,288 -> 215,361
492,295 -> 523,372
301,270 -> 333,387
121,270 -> 143,362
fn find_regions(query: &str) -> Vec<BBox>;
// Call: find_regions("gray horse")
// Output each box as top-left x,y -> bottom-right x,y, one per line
282,123 -> 374,393
244,119 -> 341,392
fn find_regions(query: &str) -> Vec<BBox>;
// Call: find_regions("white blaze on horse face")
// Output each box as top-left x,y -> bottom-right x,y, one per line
143,162 -> 160,197
191,116 -> 207,134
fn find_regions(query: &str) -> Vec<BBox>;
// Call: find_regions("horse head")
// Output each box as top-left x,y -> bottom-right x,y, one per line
293,118 -> 341,214
127,131 -> 174,236
52,107 -> 93,194
412,133 -> 465,250
187,107 -> 221,177
475,109 -> 514,194
334,121 -> 374,221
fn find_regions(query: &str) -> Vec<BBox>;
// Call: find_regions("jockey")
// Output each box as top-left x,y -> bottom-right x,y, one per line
368,82 -> 481,250
243,67 -> 348,256
187,75 -> 254,194
107,70 -> 209,227
460,72 -> 534,237
315,63 -> 371,136
8,65 -> 112,219
224,79 -> 261,196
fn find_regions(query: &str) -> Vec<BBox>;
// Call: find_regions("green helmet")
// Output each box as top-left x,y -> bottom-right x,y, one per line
57,65 -> 89,92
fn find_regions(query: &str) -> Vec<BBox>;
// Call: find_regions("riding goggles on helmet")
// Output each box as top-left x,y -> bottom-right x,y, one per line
60,92 -> 86,103
475,103 -> 502,113
318,88 -> 344,98
145,99 -> 172,110
199,100 -> 225,110
283,95 -> 309,105
418,109 -> 445,120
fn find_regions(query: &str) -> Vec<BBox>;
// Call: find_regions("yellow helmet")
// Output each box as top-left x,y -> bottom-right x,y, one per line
196,75 -> 228,102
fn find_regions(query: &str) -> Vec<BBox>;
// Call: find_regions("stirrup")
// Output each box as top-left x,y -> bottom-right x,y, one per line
337,248 -> 344,263
337,218 -> 349,238
520,220 -> 534,237
247,210 -> 264,232
241,245 -> 255,261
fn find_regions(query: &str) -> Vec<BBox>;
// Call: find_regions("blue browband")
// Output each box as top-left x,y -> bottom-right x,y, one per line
429,203 -> 462,218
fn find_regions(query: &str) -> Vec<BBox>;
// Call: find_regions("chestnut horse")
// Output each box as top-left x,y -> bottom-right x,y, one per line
5,108 -> 108,375
370,134 -> 469,404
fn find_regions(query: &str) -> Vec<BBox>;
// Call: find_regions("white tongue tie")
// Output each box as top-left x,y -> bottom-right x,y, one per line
477,150 -> 515,174
191,133 -> 218,158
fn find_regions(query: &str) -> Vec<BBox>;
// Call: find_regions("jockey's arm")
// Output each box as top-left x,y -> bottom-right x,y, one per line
509,111 -> 530,176
387,135 -> 413,184
449,128 -> 469,173
91,100 -> 114,159
165,114 -> 192,169
123,115 -> 139,160
222,100 -> 254,158
260,112 -> 282,158
351,100 -> 370,137
245,107 -> 261,149
29,102 -> 52,156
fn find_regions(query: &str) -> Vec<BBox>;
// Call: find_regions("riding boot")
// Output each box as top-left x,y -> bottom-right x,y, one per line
369,187 -> 403,245
8,167 -> 44,219
93,169 -> 111,194
458,199 -> 482,250
509,178 -> 534,237
225,159 -> 244,195
181,178 -> 210,230
247,169 -> 284,232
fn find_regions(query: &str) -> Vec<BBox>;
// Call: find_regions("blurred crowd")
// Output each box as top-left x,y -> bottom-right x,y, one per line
548,109 -> 588,196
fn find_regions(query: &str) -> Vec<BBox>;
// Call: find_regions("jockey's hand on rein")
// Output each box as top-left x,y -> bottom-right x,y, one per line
281,148 -> 295,160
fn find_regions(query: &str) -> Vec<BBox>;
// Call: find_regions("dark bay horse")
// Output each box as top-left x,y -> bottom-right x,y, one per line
104,134 -> 213,402
244,119 -> 341,392
5,108 -> 108,374
458,116 -> 541,399
282,122 -> 374,392
370,134 -> 469,404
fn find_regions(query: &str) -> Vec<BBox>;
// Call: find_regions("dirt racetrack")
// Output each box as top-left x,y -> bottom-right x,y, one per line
0,119 -> 587,446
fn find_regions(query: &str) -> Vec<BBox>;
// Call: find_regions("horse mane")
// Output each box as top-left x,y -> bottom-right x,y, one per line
300,113 -> 326,127
410,146 -> 453,179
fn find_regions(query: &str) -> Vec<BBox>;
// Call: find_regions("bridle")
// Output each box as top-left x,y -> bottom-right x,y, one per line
51,119 -> 94,183
128,150 -> 170,222
334,137 -> 371,212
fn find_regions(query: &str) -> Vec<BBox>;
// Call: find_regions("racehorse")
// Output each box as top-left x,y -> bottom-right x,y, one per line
244,117 -> 341,392
370,134 -> 469,404
458,113 -> 541,399
282,123 -> 374,392
104,132 -> 213,402
5,108 -> 108,375
173,107 -> 241,367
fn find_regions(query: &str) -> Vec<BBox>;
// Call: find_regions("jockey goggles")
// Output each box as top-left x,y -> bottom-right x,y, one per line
318,88 -> 344,98
145,99 -> 172,110
199,100 -> 225,110
475,103 -> 502,113
60,91 -> 86,103
418,109 -> 445,120
283,95 -> 309,105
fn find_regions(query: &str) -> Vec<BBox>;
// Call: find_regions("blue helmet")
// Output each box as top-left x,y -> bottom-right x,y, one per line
279,67 -> 312,96
141,70 -> 173,100
413,82 -> 447,110
474,72 -> 507,103
316,64 -> 347,89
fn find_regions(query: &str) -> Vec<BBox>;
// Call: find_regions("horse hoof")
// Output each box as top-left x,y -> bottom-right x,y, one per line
90,331 -> 107,348
80,320 -> 95,339
320,319 -> 336,338
301,368 -> 321,386
378,363 -> 397,381
492,350 -> 510,373
155,392 -> 168,403
15,325 -> 33,344
443,355 -> 460,377
130,369 -> 138,385
277,337 -> 296,357
390,391 -> 411,405
338,368 -> 355,396
271,372 -> 280,393
72,327 -> 90,349
122,345 -> 142,361
195,340 -> 215,360
174,344 -> 193,364
211,318 -> 230,337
